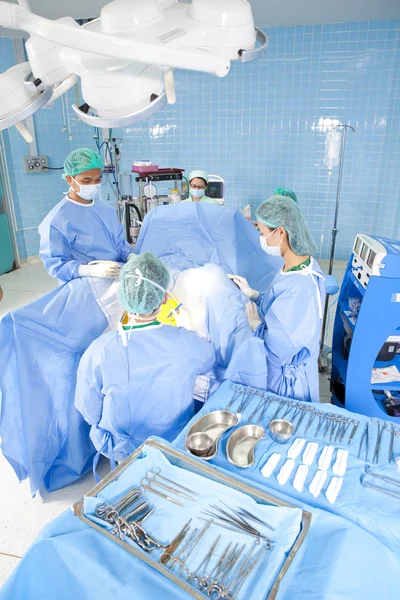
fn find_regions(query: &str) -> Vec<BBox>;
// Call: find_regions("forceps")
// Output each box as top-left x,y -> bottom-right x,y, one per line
140,479 -> 184,506
145,467 -> 200,497
372,419 -> 385,464
358,423 -> 370,461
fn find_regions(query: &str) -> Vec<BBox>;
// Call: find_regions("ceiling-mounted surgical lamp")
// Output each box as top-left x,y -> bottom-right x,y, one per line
0,0 -> 269,131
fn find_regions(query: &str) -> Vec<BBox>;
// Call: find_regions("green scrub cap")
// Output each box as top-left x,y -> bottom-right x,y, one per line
273,187 -> 298,203
256,195 -> 317,256
118,252 -> 170,315
62,148 -> 104,180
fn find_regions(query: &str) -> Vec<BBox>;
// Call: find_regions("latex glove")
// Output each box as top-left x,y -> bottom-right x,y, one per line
79,261 -> 121,279
227,274 -> 259,300
246,302 -> 262,331
174,307 -> 193,330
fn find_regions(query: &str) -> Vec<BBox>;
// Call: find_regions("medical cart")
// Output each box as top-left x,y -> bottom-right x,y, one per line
331,234 -> 400,422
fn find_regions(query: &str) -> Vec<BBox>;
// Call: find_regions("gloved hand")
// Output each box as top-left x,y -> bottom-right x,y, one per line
246,302 -> 262,331
79,261 -> 121,279
227,274 -> 259,300
174,307 -> 193,330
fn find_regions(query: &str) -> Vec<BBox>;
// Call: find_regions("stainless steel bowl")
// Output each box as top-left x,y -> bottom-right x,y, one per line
185,433 -> 215,458
184,410 -> 238,460
269,419 -> 294,444
226,424 -> 265,468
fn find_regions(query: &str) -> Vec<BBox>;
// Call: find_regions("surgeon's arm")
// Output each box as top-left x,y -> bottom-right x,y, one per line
196,338 -> 216,375
75,349 -> 104,427
116,220 -> 134,263
39,224 -> 82,282
255,291 -> 269,317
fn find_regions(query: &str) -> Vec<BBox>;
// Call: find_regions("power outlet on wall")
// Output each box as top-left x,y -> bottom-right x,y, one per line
23,156 -> 49,174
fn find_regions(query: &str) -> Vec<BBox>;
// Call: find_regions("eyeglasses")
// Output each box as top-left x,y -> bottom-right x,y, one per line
190,184 -> 206,190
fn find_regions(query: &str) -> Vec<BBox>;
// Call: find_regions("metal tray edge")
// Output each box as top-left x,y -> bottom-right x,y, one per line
73,438 -> 312,600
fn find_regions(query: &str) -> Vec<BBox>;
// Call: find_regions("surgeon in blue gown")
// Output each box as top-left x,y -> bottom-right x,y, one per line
39,147 -> 132,283
229,195 -> 325,403
75,252 -> 215,469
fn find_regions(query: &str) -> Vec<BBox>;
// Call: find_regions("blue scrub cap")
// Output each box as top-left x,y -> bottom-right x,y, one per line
256,195 -> 317,256
118,252 -> 170,315
62,148 -> 104,180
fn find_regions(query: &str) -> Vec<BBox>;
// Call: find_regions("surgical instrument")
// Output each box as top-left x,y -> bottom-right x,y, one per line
389,425 -> 395,463
202,502 -> 273,543
140,477 -> 197,503
189,535 -> 221,589
145,466 -> 200,497
139,479 -> 184,506
358,423 -> 370,461
361,476 -> 400,500
235,506 -> 275,531
372,419 -> 385,464
95,487 -> 144,522
365,468 -> 400,489
348,420 -> 359,444
159,519 -> 192,565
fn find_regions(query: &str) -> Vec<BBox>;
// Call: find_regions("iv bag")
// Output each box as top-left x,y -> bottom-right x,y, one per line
324,131 -> 342,170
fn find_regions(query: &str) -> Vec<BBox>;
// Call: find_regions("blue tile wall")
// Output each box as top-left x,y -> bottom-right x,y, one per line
1,20 -> 400,260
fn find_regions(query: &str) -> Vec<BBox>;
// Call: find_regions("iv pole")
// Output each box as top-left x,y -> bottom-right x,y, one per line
319,123 -> 355,370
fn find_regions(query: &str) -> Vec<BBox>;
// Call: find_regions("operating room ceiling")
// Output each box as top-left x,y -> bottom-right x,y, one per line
2,0 -> 400,26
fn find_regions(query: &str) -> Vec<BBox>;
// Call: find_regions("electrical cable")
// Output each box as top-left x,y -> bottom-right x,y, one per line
42,166 -> 63,170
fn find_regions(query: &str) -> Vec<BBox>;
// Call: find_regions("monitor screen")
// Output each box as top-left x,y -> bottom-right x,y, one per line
360,243 -> 368,261
367,249 -> 376,268
354,237 -> 362,255
206,182 -> 223,199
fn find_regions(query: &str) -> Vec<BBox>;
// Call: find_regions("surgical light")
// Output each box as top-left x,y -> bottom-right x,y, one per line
0,0 -> 268,135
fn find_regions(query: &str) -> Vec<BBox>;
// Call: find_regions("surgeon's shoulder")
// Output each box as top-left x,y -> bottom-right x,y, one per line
95,200 -> 119,217
39,198 -> 70,228
86,330 -> 121,356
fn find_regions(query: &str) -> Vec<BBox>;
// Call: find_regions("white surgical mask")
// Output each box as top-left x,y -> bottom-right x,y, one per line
190,187 -> 205,199
71,177 -> 102,201
260,228 -> 282,256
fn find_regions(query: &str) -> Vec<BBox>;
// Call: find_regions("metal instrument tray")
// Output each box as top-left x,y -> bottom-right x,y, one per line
73,438 -> 311,600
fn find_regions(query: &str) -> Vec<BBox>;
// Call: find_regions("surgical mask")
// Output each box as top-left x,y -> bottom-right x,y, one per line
71,177 -> 102,201
190,187 -> 205,199
260,228 -> 282,256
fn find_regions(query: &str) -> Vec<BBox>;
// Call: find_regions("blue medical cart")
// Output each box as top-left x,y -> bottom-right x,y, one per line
331,234 -> 400,423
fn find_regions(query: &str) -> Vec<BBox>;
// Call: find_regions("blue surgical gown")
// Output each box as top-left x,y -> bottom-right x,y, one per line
38,196 -> 132,282
254,258 -> 325,403
75,324 -> 216,462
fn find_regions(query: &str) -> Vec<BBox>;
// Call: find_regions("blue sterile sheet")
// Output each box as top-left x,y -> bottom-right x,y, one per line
1,440 -> 399,600
0,277 -> 117,496
175,381 -> 400,554
135,203 -> 281,294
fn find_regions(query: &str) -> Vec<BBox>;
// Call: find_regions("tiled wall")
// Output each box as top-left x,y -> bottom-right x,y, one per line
1,20 -> 399,260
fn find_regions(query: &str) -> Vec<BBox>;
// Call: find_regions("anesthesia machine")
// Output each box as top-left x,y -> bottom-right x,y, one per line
331,233 -> 400,422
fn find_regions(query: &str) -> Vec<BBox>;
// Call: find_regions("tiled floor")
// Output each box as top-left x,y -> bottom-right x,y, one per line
0,258 -> 346,585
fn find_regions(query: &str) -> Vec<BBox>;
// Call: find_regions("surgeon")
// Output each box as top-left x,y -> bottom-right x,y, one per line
39,148 -> 132,283
182,170 -> 219,204
228,195 -> 324,403
75,252 -> 215,469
